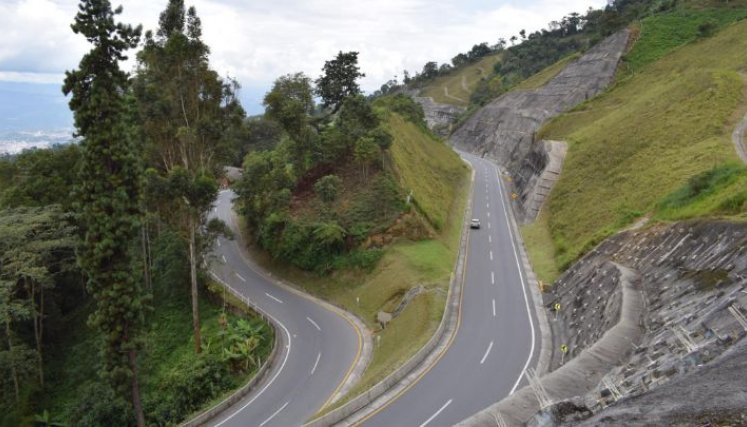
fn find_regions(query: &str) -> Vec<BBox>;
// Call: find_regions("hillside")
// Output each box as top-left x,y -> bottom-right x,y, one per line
239,100 -> 469,408
532,13 -> 747,275
418,53 -> 501,107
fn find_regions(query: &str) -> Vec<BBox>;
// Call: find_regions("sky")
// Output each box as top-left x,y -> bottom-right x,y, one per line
0,0 -> 607,127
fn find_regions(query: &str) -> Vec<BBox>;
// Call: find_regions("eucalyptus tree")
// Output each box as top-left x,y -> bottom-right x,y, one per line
62,0 -> 147,424
134,0 -> 243,353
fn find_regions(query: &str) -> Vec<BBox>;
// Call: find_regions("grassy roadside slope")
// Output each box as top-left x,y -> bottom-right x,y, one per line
526,14 -> 747,279
245,113 -> 469,410
420,54 -> 501,106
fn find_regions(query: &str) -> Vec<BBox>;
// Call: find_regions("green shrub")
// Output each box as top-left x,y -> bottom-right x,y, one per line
657,164 -> 745,210
314,175 -> 342,202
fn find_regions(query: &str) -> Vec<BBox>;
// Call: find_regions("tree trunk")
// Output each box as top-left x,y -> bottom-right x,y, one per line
128,347 -> 145,427
189,215 -> 201,353
141,221 -> 151,291
5,320 -> 19,402
35,284 -> 44,388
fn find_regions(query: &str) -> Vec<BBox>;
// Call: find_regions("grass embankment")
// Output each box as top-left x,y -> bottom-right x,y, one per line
42,280 -> 272,425
522,12 -> 747,281
420,54 -> 501,106
246,113 -> 469,412
513,53 -> 581,91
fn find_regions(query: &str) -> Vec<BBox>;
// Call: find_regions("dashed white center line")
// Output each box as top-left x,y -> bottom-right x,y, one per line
492,299 -> 496,317
489,235 -> 492,243
491,271 -> 495,284
480,341 -> 494,364
419,399 -> 453,427
217,240 -> 221,247
487,211 -> 491,218
310,352 -> 321,375
490,250 -> 494,261
306,316 -> 321,331
235,272 -> 246,282
487,203 -> 490,209
221,255 -> 227,263
265,293 -> 283,304
259,401 -> 289,427
488,222 -> 492,229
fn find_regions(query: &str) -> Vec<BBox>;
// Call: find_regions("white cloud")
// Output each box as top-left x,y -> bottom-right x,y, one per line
0,0 -> 607,111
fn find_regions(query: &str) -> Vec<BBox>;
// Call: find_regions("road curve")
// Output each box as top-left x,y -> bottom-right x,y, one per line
357,153 -> 541,427
205,189 -> 363,427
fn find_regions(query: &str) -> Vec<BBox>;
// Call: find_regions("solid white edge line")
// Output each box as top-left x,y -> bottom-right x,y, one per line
419,399 -> 453,427
492,162 -> 537,395
235,272 -> 247,282
210,272 -> 293,427
307,316 -> 321,331
259,401 -> 290,427
492,299 -> 496,317
480,341 -> 494,364
266,292 -> 284,304
311,352 -> 322,375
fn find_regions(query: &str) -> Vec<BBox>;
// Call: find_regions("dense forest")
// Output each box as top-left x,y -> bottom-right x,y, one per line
0,1 -> 271,425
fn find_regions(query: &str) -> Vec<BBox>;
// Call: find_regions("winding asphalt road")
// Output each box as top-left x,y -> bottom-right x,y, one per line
205,190 -> 363,427
356,153 -> 541,426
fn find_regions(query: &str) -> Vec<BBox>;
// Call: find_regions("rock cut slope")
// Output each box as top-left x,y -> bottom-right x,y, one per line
450,30 -> 629,220
450,30 -> 628,166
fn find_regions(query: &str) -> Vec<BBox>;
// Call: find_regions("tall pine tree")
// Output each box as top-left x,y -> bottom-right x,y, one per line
62,1 -> 147,425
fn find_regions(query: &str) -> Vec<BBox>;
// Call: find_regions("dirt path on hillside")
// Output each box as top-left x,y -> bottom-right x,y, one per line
443,85 -> 466,103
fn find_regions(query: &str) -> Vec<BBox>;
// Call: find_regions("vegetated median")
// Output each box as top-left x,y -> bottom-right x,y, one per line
236,96 -> 470,415
522,6 -> 747,285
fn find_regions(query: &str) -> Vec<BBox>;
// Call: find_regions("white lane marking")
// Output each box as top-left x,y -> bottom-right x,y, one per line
265,293 -> 283,304
487,203 -> 490,209
491,272 -> 495,285
480,341 -> 494,364
419,399 -> 453,427
490,250 -> 494,261
489,235 -> 492,243
259,401 -> 290,427
210,272 -> 293,427
487,211 -> 491,218
235,272 -> 246,282
493,164 -> 537,395
488,222 -> 492,229
217,240 -> 221,247
311,351 -> 322,375
221,255 -> 227,263
492,299 -> 496,317
306,316 -> 321,331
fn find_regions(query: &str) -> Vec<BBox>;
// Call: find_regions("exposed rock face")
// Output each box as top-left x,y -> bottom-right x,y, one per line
413,96 -> 465,136
449,30 -> 629,219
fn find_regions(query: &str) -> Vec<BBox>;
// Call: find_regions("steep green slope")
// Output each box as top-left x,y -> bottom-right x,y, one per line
531,17 -> 747,275
243,108 -> 469,410
419,54 -> 501,106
